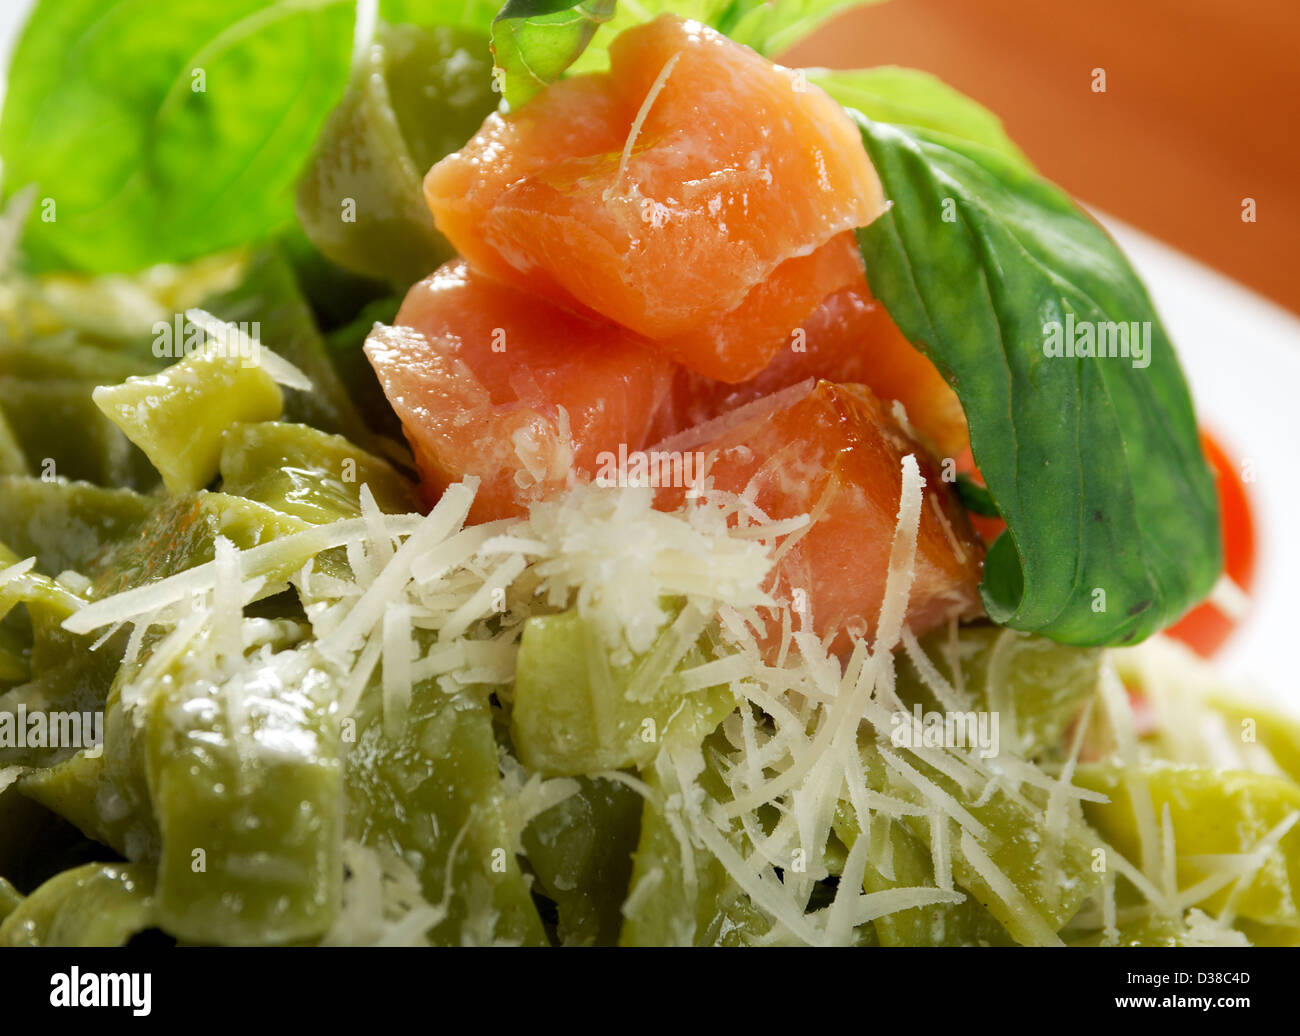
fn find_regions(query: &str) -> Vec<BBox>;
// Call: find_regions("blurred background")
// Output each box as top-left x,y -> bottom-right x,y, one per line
788,0 -> 1300,316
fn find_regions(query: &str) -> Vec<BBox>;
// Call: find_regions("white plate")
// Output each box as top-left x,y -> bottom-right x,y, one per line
1,5 -> 1295,702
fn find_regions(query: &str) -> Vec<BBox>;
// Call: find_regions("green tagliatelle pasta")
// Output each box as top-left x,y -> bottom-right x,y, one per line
0,862 -> 156,947
511,605 -> 736,775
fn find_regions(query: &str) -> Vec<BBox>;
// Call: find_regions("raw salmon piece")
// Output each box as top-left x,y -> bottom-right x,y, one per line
648,231 -> 867,382
425,14 -> 884,382
366,260 -> 673,521
662,381 -> 983,656
652,281 -> 970,459
421,74 -> 629,294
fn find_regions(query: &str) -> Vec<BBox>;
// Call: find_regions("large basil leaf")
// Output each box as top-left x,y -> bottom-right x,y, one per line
853,115 -> 1220,646
0,0 -> 356,273
0,0 -> 501,275
806,67 -> 1029,167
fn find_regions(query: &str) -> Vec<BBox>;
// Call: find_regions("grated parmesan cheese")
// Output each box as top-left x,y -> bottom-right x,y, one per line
185,308 -> 313,391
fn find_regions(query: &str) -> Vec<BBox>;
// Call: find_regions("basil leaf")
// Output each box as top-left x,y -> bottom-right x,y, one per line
717,0 -> 885,56
853,115 -> 1220,646
0,0 -> 357,273
492,0 -> 883,104
0,1 -> 502,274
385,0 -> 500,28
492,0 -> 617,107
806,66 -> 1030,167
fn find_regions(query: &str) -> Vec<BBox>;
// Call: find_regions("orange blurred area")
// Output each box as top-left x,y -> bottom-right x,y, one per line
788,0 -> 1300,317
